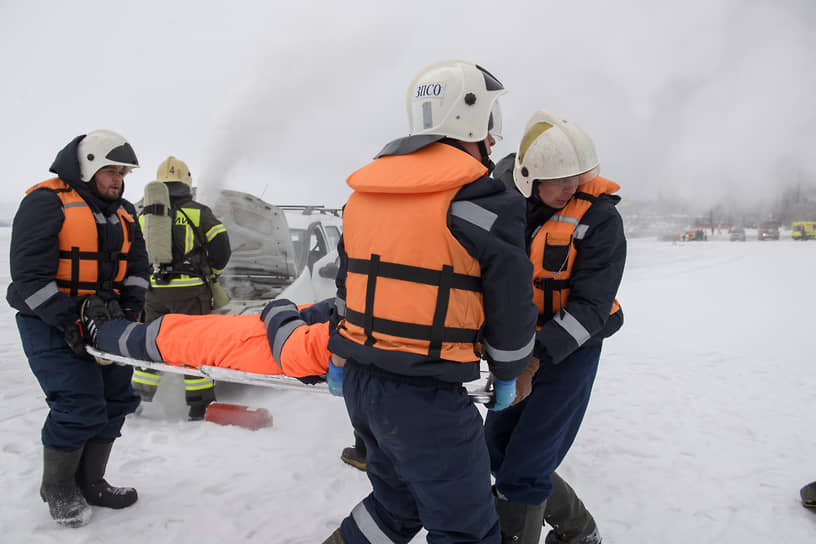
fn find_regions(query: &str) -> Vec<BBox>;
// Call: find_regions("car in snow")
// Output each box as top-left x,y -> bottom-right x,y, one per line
209,191 -> 342,314
729,226 -> 746,241
758,221 -> 780,241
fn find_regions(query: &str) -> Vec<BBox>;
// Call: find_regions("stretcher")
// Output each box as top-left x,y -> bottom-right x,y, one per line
86,346 -> 495,404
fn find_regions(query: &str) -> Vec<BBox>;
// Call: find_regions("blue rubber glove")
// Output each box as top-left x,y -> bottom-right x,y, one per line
327,358 -> 344,397
487,378 -> 517,411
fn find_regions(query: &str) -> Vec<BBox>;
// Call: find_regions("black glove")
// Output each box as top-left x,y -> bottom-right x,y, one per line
104,299 -> 139,321
63,320 -> 88,354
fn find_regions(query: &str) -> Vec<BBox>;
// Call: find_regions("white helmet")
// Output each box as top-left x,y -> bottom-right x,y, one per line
78,129 -> 139,182
513,110 -> 599,198
156,156 -> 192,188
406,60 -> 506,142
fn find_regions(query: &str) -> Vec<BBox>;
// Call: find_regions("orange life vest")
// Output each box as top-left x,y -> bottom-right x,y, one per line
27,178 -> 134,296
530,175 -> 622,326
338,142 -> 487,363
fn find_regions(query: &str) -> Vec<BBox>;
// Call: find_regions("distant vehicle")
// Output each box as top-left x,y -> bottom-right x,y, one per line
209,191 -> 341,314
277,205 -> 343,304
758,221 -> 780,241
792,221 -> 816,241
729,227 -> 746,241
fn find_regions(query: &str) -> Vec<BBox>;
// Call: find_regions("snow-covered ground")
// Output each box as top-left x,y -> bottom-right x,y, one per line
2,226 -> 815,543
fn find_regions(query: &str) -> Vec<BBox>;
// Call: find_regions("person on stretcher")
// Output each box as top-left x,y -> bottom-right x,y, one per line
83,296 -> 334,379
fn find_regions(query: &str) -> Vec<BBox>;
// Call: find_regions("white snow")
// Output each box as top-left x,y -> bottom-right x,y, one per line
2,227 -> 816,542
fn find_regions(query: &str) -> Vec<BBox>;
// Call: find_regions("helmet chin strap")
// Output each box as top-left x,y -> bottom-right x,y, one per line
477,140 -> 494,172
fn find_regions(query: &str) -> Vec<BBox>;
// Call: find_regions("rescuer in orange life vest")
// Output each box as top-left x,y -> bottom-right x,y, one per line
7,130 -> 150,528
487,111 -> 626,544
322,60 -> 538,544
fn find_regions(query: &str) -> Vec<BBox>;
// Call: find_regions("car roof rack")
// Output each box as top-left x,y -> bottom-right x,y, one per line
278,205 -> 342,217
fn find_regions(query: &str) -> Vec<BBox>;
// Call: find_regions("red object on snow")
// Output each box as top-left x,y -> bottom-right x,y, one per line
204,403 -> 273,430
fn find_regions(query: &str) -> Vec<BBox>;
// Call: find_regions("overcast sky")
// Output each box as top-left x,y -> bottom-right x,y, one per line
1,0 -> 813,217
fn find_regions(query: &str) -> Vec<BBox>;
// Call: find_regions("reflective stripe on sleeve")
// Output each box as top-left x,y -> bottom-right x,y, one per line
263,302 -> 298,322
351,501 -> 395,543
145,318 -> 164,361
124,276 -> 149,289
205,224 -> 227,241
450,201 -> 497,232
554,310 -> 591,345
272,319 -> 307,368
574,224 -> 589,240
25,281 -> 60,310
483,334 -> 535,362
118,322 -> 140,357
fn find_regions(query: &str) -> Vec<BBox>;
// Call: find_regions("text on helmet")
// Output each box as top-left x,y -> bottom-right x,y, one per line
414,82 -> 446,99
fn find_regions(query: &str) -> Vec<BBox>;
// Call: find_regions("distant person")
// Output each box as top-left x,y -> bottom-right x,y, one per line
7,129 -> 149,527
487,110 -> 625,543
322,59 -> 537,544
132,156 -> 231,421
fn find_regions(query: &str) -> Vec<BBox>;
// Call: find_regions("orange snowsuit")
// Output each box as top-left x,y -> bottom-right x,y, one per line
156,314 -> 330,377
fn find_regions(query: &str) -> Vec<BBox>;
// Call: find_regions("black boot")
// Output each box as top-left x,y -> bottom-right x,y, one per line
77,438 -> 138,509
495,493 -> 546,544
340,431 -> 367,471
185,377 -> 216,421
543,472 -> 602,543
40,446 -> 92,527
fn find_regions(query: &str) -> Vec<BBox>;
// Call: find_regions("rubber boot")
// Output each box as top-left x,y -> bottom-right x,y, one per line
495,494 -> 546,544
186,378 -> 216,421
340,431 -> 367,471
77,438 -> 138,509
40,446 -> 92,527
322,528 -> 345,543
543,472 -> 602,543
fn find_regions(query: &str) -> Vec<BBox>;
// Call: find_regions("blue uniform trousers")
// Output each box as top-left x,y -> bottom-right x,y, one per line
16,314 -> 140,450
484,343 -> 601,505
339,363 -> 500,544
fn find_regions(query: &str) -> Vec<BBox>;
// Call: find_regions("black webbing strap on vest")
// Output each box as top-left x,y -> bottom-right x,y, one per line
533,277 -> 570,325
428,265 -> 454,359
574,191 -> 596,204
347,255 -> 482,355
58,248 -> 128,295
363,254 -> 380,346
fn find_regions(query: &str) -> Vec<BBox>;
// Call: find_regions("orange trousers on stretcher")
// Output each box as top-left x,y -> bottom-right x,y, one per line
148,314 -> 330,378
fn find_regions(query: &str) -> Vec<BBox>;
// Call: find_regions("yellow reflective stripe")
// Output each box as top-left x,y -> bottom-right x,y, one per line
150,276 -> 206,287
211,266 -> 224,275
132,371 -> 162,386
185,224 -> 194,252
184,377 -> 214,391
205,224 -> 226,241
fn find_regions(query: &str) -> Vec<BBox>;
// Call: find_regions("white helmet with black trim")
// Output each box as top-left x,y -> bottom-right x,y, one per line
513,110 -> 599,198
77,129 -> 139,182
406,60 -> 506,143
